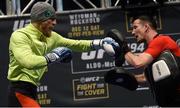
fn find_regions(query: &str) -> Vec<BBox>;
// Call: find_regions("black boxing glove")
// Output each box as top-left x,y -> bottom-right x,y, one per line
107,29 -> 130,54
107,29 -> 131,66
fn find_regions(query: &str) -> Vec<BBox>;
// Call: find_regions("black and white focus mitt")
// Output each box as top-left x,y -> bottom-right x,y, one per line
152,50 -> 180,82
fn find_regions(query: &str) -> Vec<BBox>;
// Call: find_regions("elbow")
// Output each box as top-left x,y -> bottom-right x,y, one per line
21,62 -> 38,69
134,65 -> 143,69
16,55 -> 47,69
131,61 -> 145,69
134,63 -> 142,68
19,59 -> 46,69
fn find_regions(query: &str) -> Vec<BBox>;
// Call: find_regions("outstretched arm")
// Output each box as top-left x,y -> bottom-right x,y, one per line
125,52 -> 154,68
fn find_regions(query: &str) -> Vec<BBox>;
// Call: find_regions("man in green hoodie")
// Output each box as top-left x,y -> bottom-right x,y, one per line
7,2 -> 119,107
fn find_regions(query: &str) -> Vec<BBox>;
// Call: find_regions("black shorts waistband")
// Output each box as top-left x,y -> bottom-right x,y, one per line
9,81 -> 37,99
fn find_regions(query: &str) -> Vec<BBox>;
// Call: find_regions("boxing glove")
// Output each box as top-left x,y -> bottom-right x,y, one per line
45,47 -> 72,64
92,37 -> 120,56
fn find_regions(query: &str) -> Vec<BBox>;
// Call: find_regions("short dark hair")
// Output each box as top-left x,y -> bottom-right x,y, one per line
132,15 -> 157,30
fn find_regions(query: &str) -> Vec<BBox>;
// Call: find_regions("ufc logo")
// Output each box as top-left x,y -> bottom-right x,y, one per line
81,49 -> 105,60
13,19 -> 30,31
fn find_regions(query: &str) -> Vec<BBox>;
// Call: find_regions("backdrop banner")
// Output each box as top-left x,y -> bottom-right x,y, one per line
0,6 -> 180,107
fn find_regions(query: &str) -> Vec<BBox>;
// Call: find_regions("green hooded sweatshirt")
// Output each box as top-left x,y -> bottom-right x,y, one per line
8,23 -> 92,86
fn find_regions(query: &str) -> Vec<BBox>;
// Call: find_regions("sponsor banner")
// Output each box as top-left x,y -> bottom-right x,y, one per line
72,76 -> 109,101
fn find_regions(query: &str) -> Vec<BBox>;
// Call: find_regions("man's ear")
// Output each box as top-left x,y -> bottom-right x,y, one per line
144,24 -> 150,32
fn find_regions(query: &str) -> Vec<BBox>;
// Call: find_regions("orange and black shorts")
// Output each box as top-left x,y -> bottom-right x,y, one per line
8,81 -> 40,107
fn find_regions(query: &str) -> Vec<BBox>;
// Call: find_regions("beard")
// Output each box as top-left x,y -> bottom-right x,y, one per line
40,24 -> 53,37
43,30 -> 51,37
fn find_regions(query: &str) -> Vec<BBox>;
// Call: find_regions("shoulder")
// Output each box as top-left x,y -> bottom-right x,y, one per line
12,26 -> 30,36
51,31 -> 59,36
51,31 -> 64,38
12,29 -> 26,38
152,35 -> 173,43
10,29 -> 31,43
156,34 -> 172,39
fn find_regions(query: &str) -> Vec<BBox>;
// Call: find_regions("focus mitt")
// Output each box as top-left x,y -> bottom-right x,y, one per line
104,67 -> 138,91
